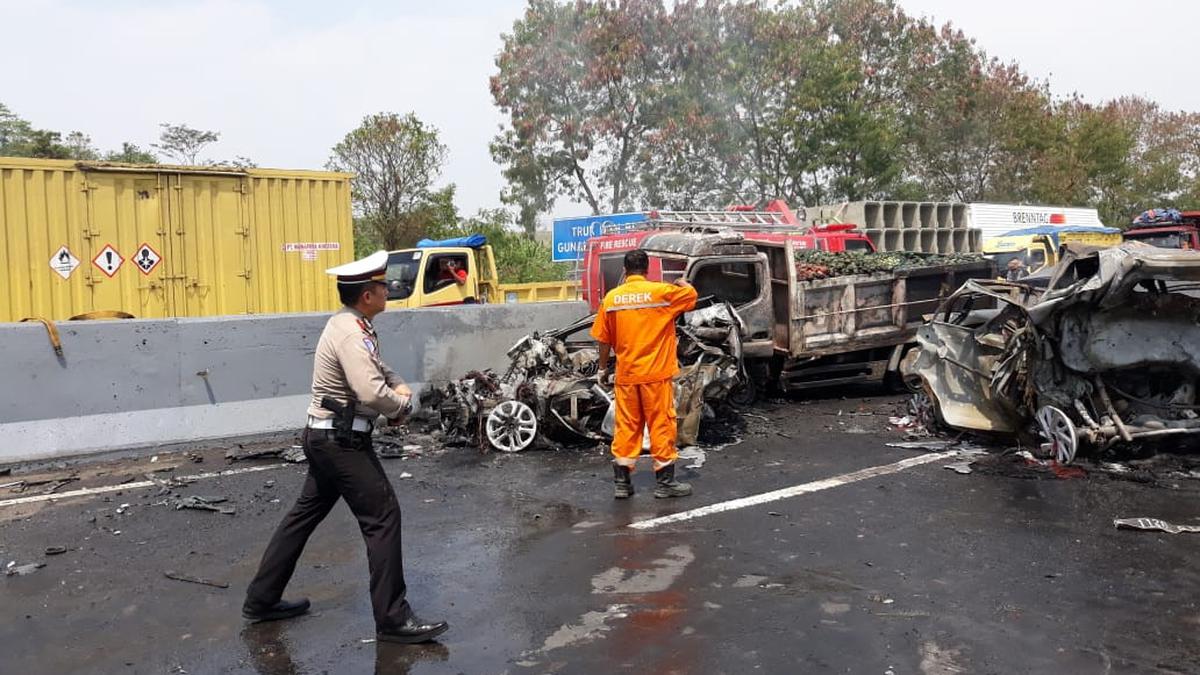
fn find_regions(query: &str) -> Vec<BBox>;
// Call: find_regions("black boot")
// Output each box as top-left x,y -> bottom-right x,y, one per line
242,597 -> 311,623
654,464 -> 692,499
613,464 -> 634,499
377,615 -> 449,644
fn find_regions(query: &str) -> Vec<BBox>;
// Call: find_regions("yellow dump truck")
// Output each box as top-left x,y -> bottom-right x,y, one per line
384,235 -> 578,309
0,157 -> 354,322
982,225 -> 1122,275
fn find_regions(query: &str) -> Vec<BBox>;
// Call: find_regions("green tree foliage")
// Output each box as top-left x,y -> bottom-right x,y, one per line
329,112 -> 450,250
153,123 -> 220,165
430,208 -> 567,283
104,142 -> 159,164
492,0 -> 1200,225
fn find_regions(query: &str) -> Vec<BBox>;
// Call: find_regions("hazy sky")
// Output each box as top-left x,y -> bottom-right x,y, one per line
2,0 -> 1197,222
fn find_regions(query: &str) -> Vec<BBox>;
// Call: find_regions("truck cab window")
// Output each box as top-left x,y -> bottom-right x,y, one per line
599,254 -> 625,295
660,257 -> 687,285
691,261 -> 761,306
426,254 -> 470,293
386,251 -> 421,300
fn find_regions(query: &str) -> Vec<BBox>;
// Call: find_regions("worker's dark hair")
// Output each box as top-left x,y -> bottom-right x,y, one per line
338,281 -> 371,307
623,249 -> 649,275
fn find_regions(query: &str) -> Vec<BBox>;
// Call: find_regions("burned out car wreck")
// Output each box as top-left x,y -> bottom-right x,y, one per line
905,243 -> 1200,463
428,302 -> 746,453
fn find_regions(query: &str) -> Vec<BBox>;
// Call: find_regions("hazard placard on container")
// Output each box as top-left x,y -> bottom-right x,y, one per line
133,242 -> 162,275
92,244 -> 124,278
49,246 -> 80,280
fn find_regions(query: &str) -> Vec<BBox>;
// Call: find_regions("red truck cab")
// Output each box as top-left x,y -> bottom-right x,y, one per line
1124,210 -> 1200,250
581,201 -> 873,310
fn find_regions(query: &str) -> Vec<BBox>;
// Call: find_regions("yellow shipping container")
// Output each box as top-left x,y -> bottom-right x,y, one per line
0,158 -> 353,322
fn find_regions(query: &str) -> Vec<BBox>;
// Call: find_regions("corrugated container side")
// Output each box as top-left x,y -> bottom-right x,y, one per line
246,175 -> 352,314
0,158 -> 352,322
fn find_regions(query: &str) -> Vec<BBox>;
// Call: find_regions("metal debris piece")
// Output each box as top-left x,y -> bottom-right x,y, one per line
5,562 -> 46,577
1113,517 -> 1200,535
944,461 -> 974,475
678,447 -> 707,469
225,446 -> 306,463
174,496 -> 236,515
144,472 -> 197,496
163,571 -> 229,588
116,503 -> 131,514
44,546 -> 68,556
887,440 -> 956,451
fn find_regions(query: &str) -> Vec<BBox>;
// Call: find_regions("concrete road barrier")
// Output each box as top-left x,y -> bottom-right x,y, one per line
0,302 -> 589,463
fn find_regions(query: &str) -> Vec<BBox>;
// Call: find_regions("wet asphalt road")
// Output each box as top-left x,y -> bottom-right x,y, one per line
2,389 -> 1199,674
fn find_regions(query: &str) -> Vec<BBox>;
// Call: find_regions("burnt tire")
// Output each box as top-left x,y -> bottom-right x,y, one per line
729,376 -> 758,407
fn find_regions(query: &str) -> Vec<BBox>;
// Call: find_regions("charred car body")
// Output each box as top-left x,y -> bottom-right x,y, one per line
430,304 -> 744,452
905,243 -> 1200,463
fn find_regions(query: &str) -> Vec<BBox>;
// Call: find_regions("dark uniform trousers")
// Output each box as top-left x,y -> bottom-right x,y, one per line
245,428 -> 412,629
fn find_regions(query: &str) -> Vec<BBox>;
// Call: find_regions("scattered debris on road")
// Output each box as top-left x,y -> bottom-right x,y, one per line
678,447 -> 707,469
163,570 -> 229,589
225,445 -> 306,463
43,546 -> 68,556
174,496 -> 236,515
1113,518 -> 1200,535
6,561 -> 46,576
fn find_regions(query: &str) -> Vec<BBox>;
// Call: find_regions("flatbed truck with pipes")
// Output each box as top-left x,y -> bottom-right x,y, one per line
581,210 -> 994,396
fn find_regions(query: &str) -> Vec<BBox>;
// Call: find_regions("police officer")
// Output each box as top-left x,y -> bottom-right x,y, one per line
242,250 -> 448,645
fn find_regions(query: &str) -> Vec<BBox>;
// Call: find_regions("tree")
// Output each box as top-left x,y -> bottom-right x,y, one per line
104,142 -> 158,164
153,123 -> 220,164
328,112 -> 450,250
64,131 -> 99,160
430,208 -> 567,283
491,0 -> 672,215
0,103 -> 34,155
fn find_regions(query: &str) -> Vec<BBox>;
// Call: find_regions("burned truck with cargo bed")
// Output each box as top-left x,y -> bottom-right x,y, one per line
589,218 -> 994,397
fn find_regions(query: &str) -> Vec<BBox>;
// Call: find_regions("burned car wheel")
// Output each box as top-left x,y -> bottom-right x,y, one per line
728,376 -> 757,407
1036,405 -> 1079,464
486,400 -> 538,452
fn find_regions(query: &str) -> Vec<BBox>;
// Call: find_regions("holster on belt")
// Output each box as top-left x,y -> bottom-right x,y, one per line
320,397 -> 356,445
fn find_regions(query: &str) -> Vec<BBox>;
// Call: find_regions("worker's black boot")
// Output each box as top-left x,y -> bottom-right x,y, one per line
654,464 -> 692,499
613,464 -> 634,499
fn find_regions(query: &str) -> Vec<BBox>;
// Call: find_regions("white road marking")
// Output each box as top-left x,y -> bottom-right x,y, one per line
628,451 -> 958,530
0,464 -> 287,508
591,545 -> 694,594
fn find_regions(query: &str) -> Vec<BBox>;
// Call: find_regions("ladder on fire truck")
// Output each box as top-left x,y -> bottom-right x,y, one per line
569,207 -> 807,280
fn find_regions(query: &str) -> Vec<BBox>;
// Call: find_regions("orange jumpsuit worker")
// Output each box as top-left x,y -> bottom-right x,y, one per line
591,249 -> 698,499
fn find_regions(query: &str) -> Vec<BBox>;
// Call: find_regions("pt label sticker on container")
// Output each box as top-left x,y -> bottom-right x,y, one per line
92,244 -> 124,278
133,243 -> 162,275
49,245 -> 80,280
